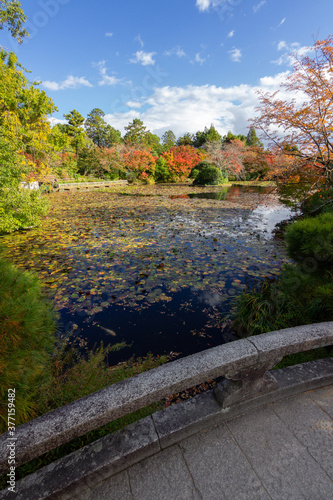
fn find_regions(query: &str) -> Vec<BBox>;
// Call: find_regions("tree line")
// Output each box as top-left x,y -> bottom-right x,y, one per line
1,0 -> 333,233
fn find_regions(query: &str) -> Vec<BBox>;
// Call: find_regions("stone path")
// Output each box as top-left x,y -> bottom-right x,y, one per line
71,385 -> 333,500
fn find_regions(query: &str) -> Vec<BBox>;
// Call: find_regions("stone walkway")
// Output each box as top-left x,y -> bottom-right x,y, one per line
70,385 -> 333,500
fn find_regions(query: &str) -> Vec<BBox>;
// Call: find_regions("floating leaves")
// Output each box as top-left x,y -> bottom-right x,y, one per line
0,184 -> 290,355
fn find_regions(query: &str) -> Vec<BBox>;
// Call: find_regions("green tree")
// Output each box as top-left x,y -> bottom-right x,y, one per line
245,127 -> 263,148
145,131 -> 161,153
0,50 -> 55,232
124,118 -> 147,146
161,130 -> 176,150
193,125 -> 222,148
64,109 -> 85,156
85,108 -> 108,147
177,132 -> 194,146
105,124 -> 122,146
0,0 -> 28,43
222,131 -> 246,144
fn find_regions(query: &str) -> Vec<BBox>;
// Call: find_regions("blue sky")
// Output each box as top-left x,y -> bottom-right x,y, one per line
1,0 -> 332,138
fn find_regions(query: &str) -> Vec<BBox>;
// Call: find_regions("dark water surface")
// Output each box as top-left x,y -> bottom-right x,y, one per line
2,184 -> 293,364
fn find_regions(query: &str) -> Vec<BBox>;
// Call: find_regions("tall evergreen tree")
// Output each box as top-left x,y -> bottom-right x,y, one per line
246,127 -> 264,148
193,125 -> 222,148
161,130 -> 176,150
85,108 -> 108,147
124,118 -> 147,146
64,109 -> 85,156
177,132 -> 194,146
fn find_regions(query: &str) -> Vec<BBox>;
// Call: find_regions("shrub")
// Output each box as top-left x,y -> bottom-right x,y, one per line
285,212 -> 333,267
0,188 -> 49,234
154,158 -> 171,183
0,258 -> 57,430
191,162 -> 228,186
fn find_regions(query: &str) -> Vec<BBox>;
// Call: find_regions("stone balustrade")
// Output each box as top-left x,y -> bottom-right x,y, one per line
57,180 -> 128,191
0,322 -> 332,475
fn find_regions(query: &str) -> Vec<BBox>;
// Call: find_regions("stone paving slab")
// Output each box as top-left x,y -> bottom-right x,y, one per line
271,390 -> 333,480
226,403 -> 333,500
179,424 -> 270,500
71,472 -> 132,500
307,385 -> 333,419
128,446 -> 201,500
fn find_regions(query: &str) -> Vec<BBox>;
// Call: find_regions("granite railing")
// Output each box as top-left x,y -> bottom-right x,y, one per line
57,180 -> 128,191
0,322 -> 333,475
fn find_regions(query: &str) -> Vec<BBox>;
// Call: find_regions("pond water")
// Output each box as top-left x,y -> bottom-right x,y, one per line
1,184 -> 293,365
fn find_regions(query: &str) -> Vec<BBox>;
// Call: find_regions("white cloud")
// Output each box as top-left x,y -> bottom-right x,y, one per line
259,72 -> 289,87
277,40 -> 288,51
126,101 -> 143,109
196,0 -> 228,12
164,46 -> 186,58
130,51 -> 156,66
95,60 -> 122,86
196,0 -> 211,11
42,75 -> 93,91
135,34 -> 144,48
229,47 -> 242,62
272,41 -> 312,66
195,52 -> 206,64
103,75 -> 288,138
105,32 -> 113,37
48,117 -> 67,127
253,1 -> 266,13
227,30 -> 235,38
277,17 -> 286,27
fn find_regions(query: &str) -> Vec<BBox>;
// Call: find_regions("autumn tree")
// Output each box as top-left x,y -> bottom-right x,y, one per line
161,145 -> 205,181
220,139 -> 246,179
252,36 -> 333,184
123,148 -> 156,180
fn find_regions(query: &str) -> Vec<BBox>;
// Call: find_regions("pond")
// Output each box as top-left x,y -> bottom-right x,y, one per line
1,184 -> 293,365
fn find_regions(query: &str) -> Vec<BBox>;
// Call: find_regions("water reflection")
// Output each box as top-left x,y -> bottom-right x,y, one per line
170,185 -> 271,201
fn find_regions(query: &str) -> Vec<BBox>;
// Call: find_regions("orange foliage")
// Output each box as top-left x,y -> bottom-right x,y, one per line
161,145 -> 205,181
252,36 -> 333,184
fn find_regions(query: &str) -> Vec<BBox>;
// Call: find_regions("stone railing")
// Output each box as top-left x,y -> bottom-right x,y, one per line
57,180 -> 128,191
0,322 -> 332,475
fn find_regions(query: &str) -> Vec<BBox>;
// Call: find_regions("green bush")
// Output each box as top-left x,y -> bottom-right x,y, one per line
154,158 -> 171,183
0,188 -> 49,234
285,212 -> 333,266
0,258 -> 57,430
190,161 -> 228,186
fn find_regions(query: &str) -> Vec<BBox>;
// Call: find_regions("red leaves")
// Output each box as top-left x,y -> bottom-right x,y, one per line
161,145 -> 205,181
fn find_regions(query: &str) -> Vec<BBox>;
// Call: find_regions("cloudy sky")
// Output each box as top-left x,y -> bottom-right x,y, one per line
2,0 -> 332,139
